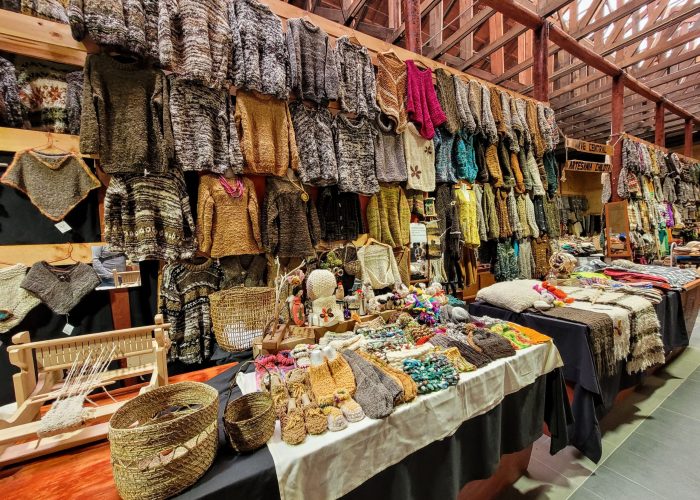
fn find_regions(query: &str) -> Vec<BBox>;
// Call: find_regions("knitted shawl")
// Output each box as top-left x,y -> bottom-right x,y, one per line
0,264 -> 41,333
21,262 -> 100,315
434,68 -> 461,134
453,76 -> 477,134
543,306 -> 617,380
566,301 -> 631,365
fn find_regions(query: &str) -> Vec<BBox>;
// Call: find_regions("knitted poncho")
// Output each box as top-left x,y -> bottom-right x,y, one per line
333,114 -> 380,195
403,123 -> 436,192
335,36 -> 379,118
434,68 -> 461,134
405,60 -> 446,140
357,243 -> 401,290
104,170 -> 197,262
374,113 -> 408,183
65,70 -> 82,135
0,264 -> 41,333
233,0 -> 288,99
17,60 -> 68,133
21,262 -> 100,315
286,18 -> 338,103
0,56 -> 24,128
170,77 -> 243,174
433,127 -> 458,184
2,150 -> 100,222
197,175 -> 262,258
235,90 -> 299,177
80,54 -> 173,174
367,185 -> 410,248
289,102 -> 337,186
316,186 -> 364,242
159,259 -> 222,364
262,177 -> 320,259
376,51 -> 408,132
452,76 -> 477,134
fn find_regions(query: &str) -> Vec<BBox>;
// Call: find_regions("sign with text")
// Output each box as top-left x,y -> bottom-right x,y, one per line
564,159 -> 612,173
565,138 -> 613,156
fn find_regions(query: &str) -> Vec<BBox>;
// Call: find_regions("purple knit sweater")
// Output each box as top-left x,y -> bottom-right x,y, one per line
405,60 -> 446,140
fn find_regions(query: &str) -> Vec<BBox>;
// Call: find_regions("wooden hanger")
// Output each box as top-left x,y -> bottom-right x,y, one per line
348,29 -> 362,46
32,132 -> 70,155
412,59 -> 429,70
363,237 -> 392,248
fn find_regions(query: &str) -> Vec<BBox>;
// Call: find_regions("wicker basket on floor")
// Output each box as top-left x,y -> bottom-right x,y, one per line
209,287 -> 276,352
108,382 -> 219,500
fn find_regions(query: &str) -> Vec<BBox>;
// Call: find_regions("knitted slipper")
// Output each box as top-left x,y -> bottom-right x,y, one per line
342,351 -> 394,419
334,388 -> 365,423
280,398 -> 306,445
291,344 -> 312,368
308,360 -> 337,407
300,393 -> 328,435
325,350 -> 356,395
322,405 -> 348,432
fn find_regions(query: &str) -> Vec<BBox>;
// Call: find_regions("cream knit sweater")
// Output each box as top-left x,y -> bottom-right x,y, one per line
357,243 -> 402,290
0,264 -> 41,333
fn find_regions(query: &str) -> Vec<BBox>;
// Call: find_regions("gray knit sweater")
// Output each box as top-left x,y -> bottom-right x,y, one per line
333,114 -> 380,196
65,70 -> 82,135
0,56 -> 23,128
335,36 -> 380,118
233,0 -> 289,99
374,113 -> 408,183
21,262 -> 100,315
290,101 -> 338,186
286,18 -> 338,103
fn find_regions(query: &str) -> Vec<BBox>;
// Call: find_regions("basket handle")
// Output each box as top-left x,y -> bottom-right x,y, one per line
225,360 -> 270,408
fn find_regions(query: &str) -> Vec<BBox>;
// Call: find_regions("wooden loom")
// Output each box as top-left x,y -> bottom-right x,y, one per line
0,315 -> 170,466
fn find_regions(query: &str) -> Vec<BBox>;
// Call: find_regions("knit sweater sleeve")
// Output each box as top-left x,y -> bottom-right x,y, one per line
197,179 -> 214,255
227,1 -> 244,87
362,53 -> 380,118
159,264 -> 182,335
79,58 -> 99,155
67,0 -> 85,41
154,73 -> 175,165
388,248 -> 402,289
366,194 -> 380,242
262,189 -> 278,254
247,180 -> 263,249
104,177 -> 125,250
308,198 -> 321,247
324,39 -> 338,101
286,104 -> 300,170
285,23 -> 299,93
398,187 -> 410,247
157,0 -> 177,71
525,194 -> 540,238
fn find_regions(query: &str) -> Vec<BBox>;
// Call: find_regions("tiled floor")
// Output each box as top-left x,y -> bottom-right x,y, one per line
504,325 -> 700,499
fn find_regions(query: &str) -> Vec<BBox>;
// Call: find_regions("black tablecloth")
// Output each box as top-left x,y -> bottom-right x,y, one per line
469,291 -> 688,463
177,363 -> 572,500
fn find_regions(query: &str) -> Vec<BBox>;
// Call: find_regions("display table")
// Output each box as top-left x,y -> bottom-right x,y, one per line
469,290 -> 688,463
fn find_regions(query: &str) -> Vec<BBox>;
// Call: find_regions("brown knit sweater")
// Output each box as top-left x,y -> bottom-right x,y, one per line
376,51 -> 408,132
435,68 -> 461,134
197,175 -> 263,258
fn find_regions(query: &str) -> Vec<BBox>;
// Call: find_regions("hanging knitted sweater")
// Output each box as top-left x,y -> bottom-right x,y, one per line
403,123 -> 436,192
290,101 -> 337,186
21,262 -> 100,315
482,183 -> 499,240
197,175 -> 262,258
374,113 -> 408,183
357,243 -> 402,290
159,259 -> 222,364
262,177 -> 321,258
235,90 -> 299,177
480,84 -> 498,145
170,77 -> 243,174
286,18 -> 338,103
456,132 -> 478,183
0,56 -> 24,128
65,70 -> 82,136
367,185 -> 410,248
104,170 -> 197,262
452,76 -> 477,134
524,194 -> 540,238
16,60 -> 68,133
333,114 -> 380,195
22,0 -> 67,23
0,264 -> 41,333
376,51 -> 408,132
433,127 -> 458,184
474,185 -> 488,242
316,185 -> 364,242
80,54 -> 174,174
434,68 -> 461,134
405,60 -> 446,140
455,186 -> 480,247
2,150 -> 101,222
336,36 -> 379,118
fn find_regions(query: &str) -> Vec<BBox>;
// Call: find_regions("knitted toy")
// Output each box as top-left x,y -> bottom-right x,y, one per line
306,269 -> 343,326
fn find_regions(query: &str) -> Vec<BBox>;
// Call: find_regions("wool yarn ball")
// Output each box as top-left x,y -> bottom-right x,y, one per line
306,269 -> 337,301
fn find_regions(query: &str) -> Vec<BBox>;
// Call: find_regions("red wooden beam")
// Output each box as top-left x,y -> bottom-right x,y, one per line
610,75 -> 624,202
403,0 -> 422,54
685,119 -> 694,158
655,102 -> 665,148
532,23 -> 549,102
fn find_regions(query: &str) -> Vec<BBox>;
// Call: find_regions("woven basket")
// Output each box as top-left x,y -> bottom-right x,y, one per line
223,361 -> 275,453
109,382 -> 219,500
209,287 -> 276,352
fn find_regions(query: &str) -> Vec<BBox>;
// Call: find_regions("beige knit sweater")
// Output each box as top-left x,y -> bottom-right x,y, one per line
357,243 -> 402,290
403,123 -> 435,192
0,264 -> 41,333
376,51 -> 408,132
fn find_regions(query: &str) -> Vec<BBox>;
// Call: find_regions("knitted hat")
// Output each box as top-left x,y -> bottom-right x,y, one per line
306,269 -> 337,301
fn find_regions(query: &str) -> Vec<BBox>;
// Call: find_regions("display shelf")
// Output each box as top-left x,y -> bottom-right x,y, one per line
0,10 -> 87,66
0,242 -> 103,268
0,127 -> 96,157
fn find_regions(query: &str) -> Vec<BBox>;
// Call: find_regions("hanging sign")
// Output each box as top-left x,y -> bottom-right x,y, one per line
565,138 -> 613,156
564,159 -> 612,173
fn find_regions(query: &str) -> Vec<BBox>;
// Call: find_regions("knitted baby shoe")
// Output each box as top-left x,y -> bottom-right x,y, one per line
280,398 -> 306,445
268,372 -> 289,417
325,348 -> 356,395
334,388 -> 365,423
291,344 -> 312,368
308,360 -> 337,407
322,405 -> 348,432
342,351 -> 394,419
300,393 -> 328,435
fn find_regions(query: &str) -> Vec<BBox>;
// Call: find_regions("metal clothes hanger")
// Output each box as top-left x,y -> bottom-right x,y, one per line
31,132 -> 71,155
46,242 -> 78,265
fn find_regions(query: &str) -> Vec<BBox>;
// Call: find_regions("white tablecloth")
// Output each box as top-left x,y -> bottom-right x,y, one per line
240,341 -> 563,500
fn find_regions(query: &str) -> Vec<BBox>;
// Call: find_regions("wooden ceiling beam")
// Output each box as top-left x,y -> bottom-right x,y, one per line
389,0 -> 442,42
425,6 -> 494,59
342,0 -> 370,26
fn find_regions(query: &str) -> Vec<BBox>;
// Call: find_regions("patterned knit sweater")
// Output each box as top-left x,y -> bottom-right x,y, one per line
65,70 -> 82,135
286,18 -> 338,103
21,262 -> 100,315
0,56 -> 23,128
367,184 -> 410,248
376,51 -> 408,132
233,0 -> 288,99
159,258 -> 222,364
374,112 -> 408,183
0,264 -> 41,334
104,170 -> 197,262
405,60 -> 446,140
433,126 -> 458,184
333,114 -> 379,195
17,60 -> 68,133
434,68 -> 461,134
316,185 -> 364,242
235,89 -> 299,177
197,175 -> 263,258
170,77 -> 243,174
453,75 -> 476,134
262,177 -> 320,259
335,36 -> 379,118
80,54 -> 174,174
22,0 -> 67,23
403,123 -> 435,192
289,101 -> 337,186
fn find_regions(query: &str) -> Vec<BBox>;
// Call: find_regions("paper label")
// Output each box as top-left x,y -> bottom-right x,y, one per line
62,323 -> 75,335
55,221 -> 72,233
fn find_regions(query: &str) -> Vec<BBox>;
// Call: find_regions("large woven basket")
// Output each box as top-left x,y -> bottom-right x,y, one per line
209,287 -> 276,352
223,361 -> 275,453
109,382 -> 219,500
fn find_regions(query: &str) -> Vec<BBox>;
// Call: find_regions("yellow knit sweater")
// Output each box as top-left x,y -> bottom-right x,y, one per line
197,175 -> 263,258
234,90 -> 300,176
455,186 -> 480,247
367,184 -> 411,248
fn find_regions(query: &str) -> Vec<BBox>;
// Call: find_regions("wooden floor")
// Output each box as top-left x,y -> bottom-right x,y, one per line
0,364 -> 234,499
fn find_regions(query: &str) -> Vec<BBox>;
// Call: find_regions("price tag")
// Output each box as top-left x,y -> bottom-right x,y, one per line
55,221 -> 72,233
62,323 -> 75,336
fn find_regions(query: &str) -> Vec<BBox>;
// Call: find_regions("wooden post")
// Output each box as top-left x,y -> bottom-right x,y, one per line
402,0 -> 422,54
610,75 -> 624,202
654,102 -> 665,147
488,13 -> 505,74
685,119 -> 694,157
532,23 -> 549,102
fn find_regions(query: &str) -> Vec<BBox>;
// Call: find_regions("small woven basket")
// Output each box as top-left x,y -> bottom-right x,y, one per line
223,361 -> 275,453
108,382 -> 219,500
209,287 -> 276,352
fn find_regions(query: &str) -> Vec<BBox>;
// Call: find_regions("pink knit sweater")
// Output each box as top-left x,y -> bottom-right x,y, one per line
405,60 -> 446,140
